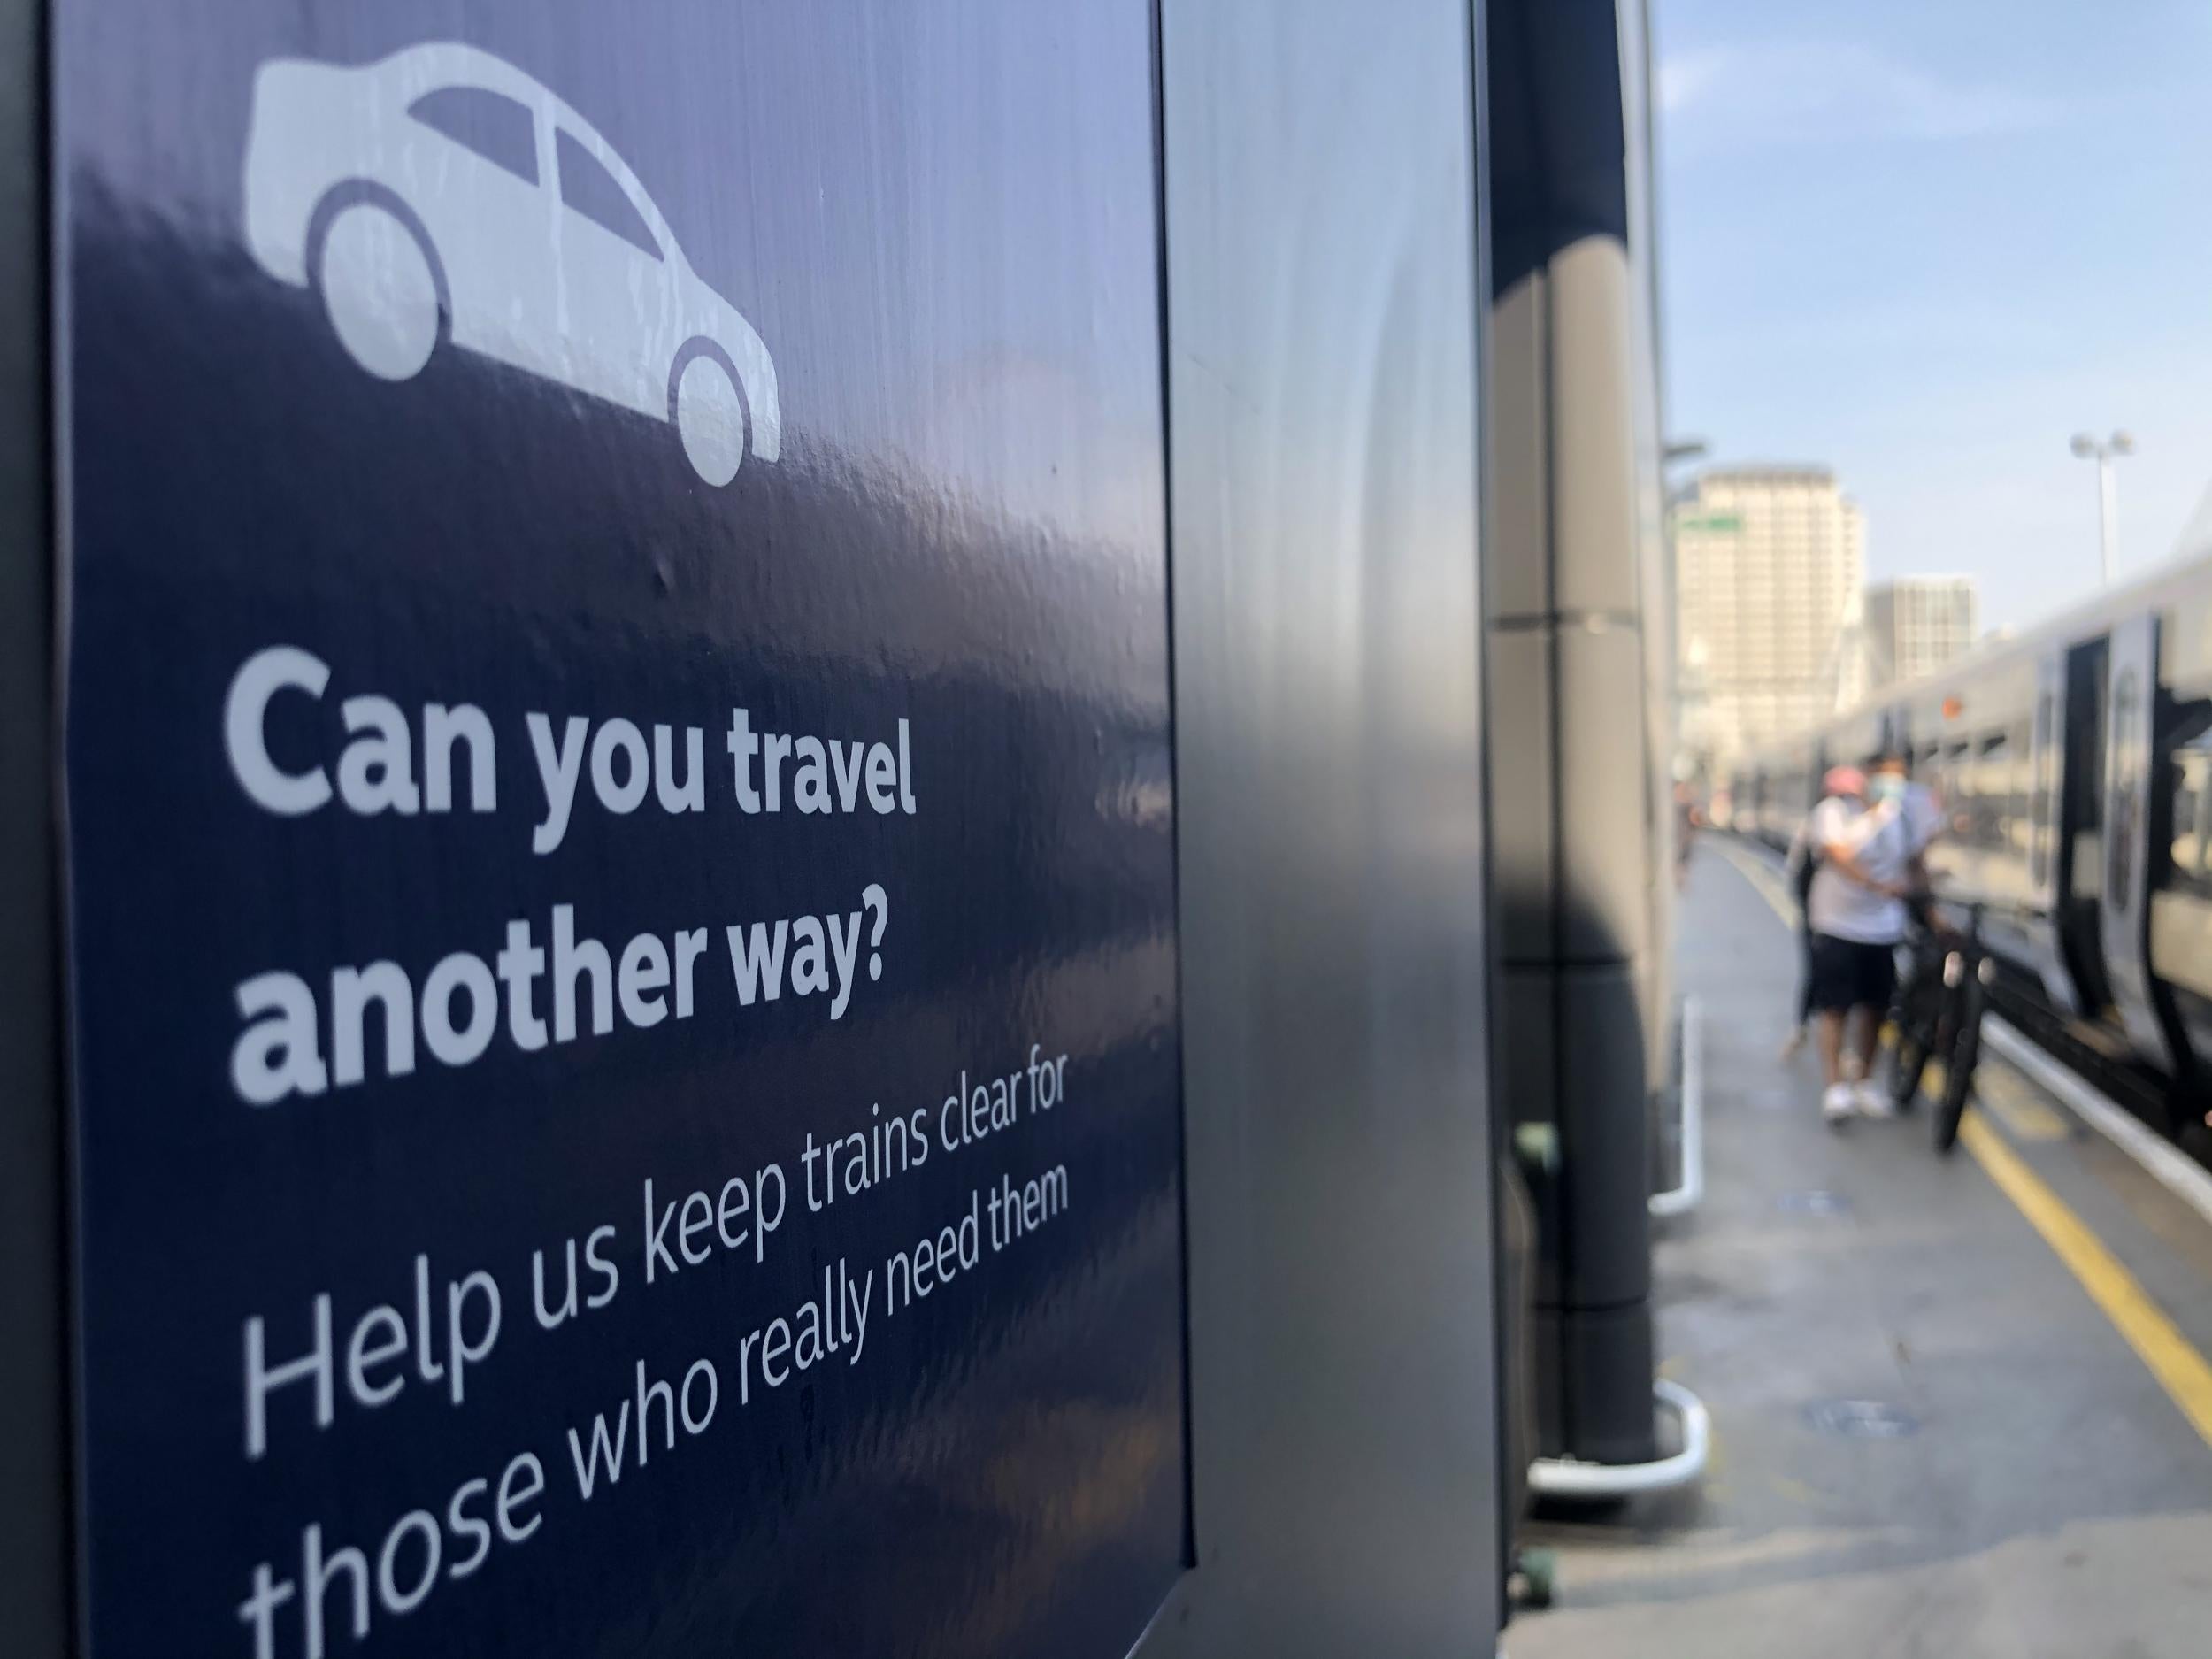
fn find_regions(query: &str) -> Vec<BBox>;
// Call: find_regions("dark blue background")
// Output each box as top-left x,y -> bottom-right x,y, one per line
58,4 -> 1184,1655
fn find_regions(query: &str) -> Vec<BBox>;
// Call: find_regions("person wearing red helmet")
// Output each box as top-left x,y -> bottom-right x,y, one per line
1781,764 -> 1864,1061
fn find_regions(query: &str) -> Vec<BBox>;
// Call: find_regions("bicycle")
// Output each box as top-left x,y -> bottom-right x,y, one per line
1884,898 -> 1987,1155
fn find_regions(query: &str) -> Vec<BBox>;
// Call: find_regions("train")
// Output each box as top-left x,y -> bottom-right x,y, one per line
1725,553 -> 2212,1138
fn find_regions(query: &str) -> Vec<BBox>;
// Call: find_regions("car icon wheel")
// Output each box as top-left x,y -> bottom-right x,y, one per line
673,349 -> 747,487
315,200 -> 442,382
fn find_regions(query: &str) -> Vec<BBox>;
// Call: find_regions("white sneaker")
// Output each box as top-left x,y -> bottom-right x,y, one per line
1822,1083 -> 1856,1125
1854,1080 -> 1894,1119
1780,1026 -> 1807,1061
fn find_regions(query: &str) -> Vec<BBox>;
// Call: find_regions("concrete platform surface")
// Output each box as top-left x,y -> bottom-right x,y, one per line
1508,843 -> 2212,1659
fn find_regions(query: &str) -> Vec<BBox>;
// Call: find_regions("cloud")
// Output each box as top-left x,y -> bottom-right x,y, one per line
1659,42 -> 2053,146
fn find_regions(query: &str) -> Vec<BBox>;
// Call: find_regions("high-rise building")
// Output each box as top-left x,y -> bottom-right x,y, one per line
1863,576 -> 1978,688
1671,466 -> 1864,763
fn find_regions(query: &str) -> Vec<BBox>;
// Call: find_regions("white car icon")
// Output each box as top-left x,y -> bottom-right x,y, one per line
242,42 -> 779,487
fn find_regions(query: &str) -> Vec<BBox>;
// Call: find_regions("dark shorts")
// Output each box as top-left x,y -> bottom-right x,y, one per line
1807,933 -> 1897,1014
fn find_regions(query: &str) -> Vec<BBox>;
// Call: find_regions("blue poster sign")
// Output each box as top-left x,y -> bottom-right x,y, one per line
57,4 -> 1185,1655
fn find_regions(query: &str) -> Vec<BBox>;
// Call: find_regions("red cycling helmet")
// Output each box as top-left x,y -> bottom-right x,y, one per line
1822,765 -> 1866,798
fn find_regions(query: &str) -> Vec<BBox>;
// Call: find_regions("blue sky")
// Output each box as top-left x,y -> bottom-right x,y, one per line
1656,0 -> 2212,630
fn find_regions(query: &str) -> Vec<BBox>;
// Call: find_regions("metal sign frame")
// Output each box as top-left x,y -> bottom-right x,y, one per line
1138,2 -> 1502,1651
0,0 -> 71,1652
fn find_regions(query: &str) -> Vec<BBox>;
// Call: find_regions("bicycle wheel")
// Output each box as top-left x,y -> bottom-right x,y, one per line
1886,955 -> 1936,1108
1887,1022 -> 1929,1107
1934,972 -> 1984,1156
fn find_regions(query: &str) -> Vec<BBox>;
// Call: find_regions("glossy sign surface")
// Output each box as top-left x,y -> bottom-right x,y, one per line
57,4 -> 1183,1655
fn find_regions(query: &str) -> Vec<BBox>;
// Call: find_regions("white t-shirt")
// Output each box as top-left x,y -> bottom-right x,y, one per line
1806,796 -> 1911,944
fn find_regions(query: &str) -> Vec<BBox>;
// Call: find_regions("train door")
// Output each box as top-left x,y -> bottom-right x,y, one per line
2101,615 -> 2189,1069
2025,653 -> 2070,1001
2057,638 -> 2112,1014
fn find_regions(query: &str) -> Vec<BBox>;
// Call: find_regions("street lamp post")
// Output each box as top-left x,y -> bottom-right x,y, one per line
2070,430 -> 2135,585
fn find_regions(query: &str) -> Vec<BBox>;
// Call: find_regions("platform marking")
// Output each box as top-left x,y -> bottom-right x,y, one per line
1958,1113 -> 2212,1450
1971,1066 -> 2070,1143
1704,839 -> 1795,927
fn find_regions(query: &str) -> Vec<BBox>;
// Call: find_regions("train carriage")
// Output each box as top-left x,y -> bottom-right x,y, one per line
1732,555 -> 2212,1134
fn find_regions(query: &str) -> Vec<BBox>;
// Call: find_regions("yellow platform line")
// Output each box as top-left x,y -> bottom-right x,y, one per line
1973,1068 -> 2070,1142
1702,837 -> 2212,1452
1959,1113 -> 2212,1449
1708,839 -> 1793,925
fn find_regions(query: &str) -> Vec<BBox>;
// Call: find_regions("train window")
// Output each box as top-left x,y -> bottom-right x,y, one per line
2111,671 -> 2139,897
1913,741 -> 1943,833
2008,719 -> 2033,853
2078,657 -> 2108,833
2167,705 -> 2212,897
2175,751 -> 2206,895
1976,730 -> 2009,850
1943,741 -> 1972,840
2030,692 -> 2053,850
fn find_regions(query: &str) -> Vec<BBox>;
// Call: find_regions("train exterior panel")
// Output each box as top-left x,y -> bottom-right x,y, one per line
2149,587 -> 2212,1080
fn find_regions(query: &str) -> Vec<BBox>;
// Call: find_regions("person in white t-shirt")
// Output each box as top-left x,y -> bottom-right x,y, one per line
1781,765 -> 1866,1059
1804,764 -> 1916,1124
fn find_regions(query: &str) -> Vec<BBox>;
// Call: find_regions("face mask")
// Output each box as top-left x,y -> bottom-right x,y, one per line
1870,774 -> 1906,804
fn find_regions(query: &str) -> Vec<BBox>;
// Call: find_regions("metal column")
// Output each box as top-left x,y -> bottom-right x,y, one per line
1485,0 -> 1666,1470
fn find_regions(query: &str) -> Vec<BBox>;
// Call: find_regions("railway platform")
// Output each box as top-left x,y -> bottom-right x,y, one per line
1509,841 -> 2212,1659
